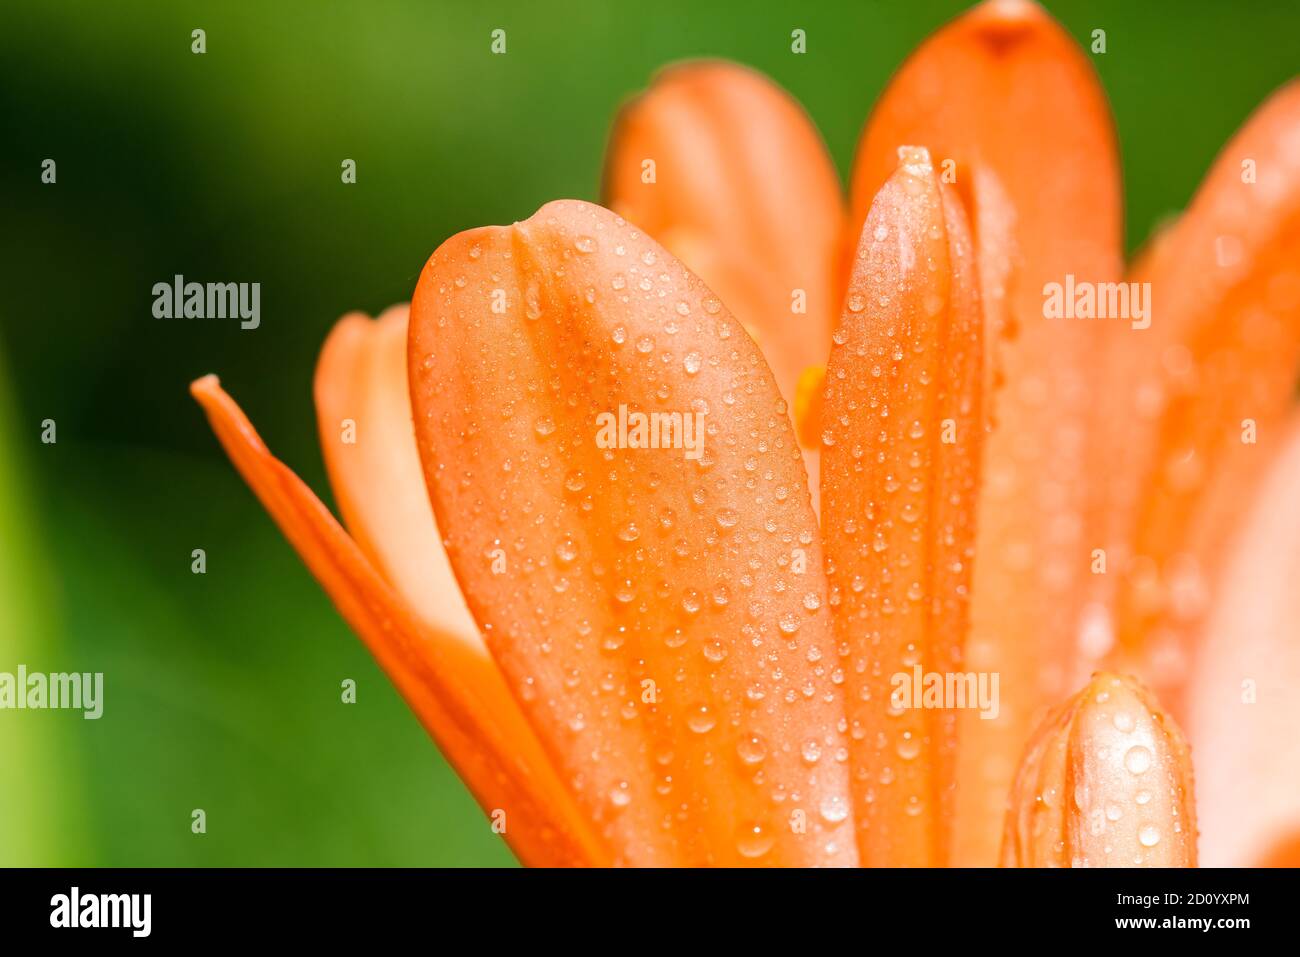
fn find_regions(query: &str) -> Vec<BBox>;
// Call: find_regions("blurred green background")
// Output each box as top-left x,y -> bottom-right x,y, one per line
0,0 -> 1295,866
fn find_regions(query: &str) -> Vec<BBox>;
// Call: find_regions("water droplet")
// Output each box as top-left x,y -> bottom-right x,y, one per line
688,705 -> 716,734
736,822 -> 774,859
1124,745 -> 1152,775
897,733 -> 920,760
819,794 -> 849,824
1139,825 -> 1161,848
736,733 -> 767,765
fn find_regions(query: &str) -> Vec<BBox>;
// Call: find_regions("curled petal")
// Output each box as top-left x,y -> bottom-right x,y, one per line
314,305 -> 478,641
1003,672 -> 1197,868
408,199 -> 854,866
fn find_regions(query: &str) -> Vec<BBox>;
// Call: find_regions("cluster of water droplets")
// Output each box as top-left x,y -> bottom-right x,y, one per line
818,163 -> 965,850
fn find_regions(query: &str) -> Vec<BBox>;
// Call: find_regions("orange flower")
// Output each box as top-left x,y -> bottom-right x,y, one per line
191,0 -> 1300,866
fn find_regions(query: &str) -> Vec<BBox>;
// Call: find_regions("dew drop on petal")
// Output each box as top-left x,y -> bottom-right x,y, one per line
736,822 -> 774,859
736,733 -> 768,765
819,794 -> 849,824
688,705 -> 716,734
1124,745 -> 1152,775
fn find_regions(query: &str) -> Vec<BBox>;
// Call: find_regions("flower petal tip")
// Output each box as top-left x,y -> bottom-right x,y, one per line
896,144 -> 933,169
1004,672 -> 1197,867
190,373 -> 219,399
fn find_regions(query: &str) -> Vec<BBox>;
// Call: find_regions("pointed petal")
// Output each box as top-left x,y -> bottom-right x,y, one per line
314,305 -> 479,642
1003,672 -> 1197,867
190,375 -> 607,867
1186,416 -> 1300,867
604,60 -> 847,411
1109,82 -> 1300,703
850,0 -> 1125,865
408,199 -> 854,866
822,148 -> 983,866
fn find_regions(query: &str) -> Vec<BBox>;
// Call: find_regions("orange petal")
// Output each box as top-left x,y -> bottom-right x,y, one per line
312,307 -> 597,861
604,60 -> 847,412
408,199 -> 854,866
822,148 -> 983,866
314,305 -> 478,640
190,375 -> 607,867
1109,81 -> 1300,705
1185,416 -> 1300,867
851,0 -> 1124,865
1002,672 -> 1197,867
